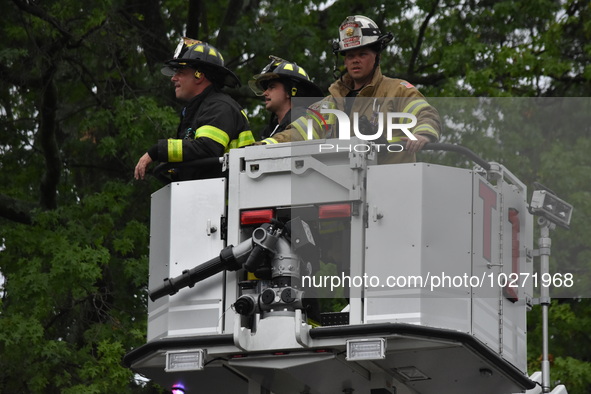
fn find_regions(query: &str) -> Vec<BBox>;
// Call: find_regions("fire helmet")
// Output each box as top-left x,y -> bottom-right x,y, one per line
161,38 -> 240,88
249,56 -> 323,97
333,15 -> 393,54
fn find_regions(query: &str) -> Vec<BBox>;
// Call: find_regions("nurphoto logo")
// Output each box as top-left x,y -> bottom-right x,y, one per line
306,108 -> 417,153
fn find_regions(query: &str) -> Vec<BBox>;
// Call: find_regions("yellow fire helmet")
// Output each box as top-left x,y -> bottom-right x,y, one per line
162,37 -> 240,88
249,56 -> 323,97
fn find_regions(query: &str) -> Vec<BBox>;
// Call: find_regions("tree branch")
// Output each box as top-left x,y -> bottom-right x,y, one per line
0,194 -> 37,225
187,0 -> 205,39
120,0 -> 170,71
38,67 -> 61,210
11,0 -> 74,42
408,0 -> 440,75
215,0 -> 245,51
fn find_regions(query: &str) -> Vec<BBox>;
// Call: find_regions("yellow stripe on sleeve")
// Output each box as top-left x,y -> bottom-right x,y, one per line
195,125 -> 230,148
167,139 -> 183,162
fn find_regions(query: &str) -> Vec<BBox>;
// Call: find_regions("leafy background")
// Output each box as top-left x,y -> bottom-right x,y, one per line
1,0 -> 590,392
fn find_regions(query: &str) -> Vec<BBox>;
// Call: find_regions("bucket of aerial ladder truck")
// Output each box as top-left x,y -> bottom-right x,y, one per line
124,138 -> 550,394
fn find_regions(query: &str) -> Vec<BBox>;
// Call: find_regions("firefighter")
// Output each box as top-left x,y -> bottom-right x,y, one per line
134,38 -> 255,181
249,56 -> 323,144
261,15 -> 442,164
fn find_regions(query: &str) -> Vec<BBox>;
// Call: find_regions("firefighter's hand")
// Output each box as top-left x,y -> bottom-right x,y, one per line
134,153 -> 153,180
402,134 -> 430,154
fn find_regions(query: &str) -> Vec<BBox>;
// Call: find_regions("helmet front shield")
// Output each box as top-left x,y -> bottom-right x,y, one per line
333,15 -> 393,54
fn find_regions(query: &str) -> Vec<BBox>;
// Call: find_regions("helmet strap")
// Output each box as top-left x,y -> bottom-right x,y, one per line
374,52 -> 381,69
332,52 -> 342,80
291,87 -> 298,97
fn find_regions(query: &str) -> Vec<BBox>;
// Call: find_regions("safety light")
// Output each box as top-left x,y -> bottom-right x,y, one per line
240,209 -> 274,225
171,384 -> 186,394
345,338 -> 386,361
318,203 -> 351,219
530,190 -> 573,229
165,349 -> 206,372
394,366 -> 430,381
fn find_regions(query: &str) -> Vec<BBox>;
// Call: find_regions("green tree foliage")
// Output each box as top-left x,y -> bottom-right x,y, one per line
0,0 -> 589,392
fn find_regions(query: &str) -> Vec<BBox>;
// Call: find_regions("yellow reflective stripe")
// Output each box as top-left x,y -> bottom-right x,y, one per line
236,130 -> 255,147
401,99 -> 430,124
262,138 -> 278,144
195,125 -> 230,148
413,124 -> 438,138
167,139 -> 183,162
387,125 -> 438,143
402,99 -> 428,114
293,117 -> 319,140
226,130 -> 255,152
